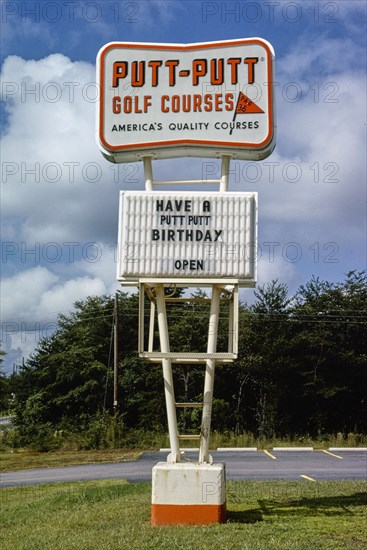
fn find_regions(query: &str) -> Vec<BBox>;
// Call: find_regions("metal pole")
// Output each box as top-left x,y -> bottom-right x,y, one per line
148,300 -> 155,352
220,155 -> 231,192
113,293 -> 119,416
155,284 -> 181,463
199,285 -> 221,463
228,295 -> 234,354
143,156 -> 154,191
198,157 -> 230,462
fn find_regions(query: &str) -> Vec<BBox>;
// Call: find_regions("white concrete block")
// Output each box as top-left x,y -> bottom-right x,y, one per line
152,461 -> 226,505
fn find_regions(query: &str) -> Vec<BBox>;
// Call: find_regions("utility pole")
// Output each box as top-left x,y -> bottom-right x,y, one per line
113,292 -> 119,416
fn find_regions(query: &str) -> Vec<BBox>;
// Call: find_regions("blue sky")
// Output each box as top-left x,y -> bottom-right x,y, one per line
1,0 -> 366,373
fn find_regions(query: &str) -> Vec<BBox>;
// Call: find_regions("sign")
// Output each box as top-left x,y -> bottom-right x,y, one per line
97,39 -> 275,163
117,191 -> 257,283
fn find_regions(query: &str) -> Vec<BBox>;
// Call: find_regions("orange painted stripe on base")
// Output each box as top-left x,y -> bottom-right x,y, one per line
152,503 -> 227,525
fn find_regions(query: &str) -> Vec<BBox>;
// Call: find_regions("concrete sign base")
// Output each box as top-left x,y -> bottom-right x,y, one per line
151,461 -> 226,525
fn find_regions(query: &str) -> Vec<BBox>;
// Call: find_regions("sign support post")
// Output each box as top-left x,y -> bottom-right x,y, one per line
155,283 -> 181,463
220,155 -> 230,193
119,156 -> 256,524
199,285 -> 221,464
142,159 -> 231,521
143,156 -> 154,192
97,36 -> 275,526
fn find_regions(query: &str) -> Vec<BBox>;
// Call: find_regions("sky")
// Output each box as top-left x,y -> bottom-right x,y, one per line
1,0 -> 366,374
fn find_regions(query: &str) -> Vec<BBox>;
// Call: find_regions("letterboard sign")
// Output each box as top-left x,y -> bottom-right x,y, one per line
97,38 -> 275,163
117,191 -> 258,284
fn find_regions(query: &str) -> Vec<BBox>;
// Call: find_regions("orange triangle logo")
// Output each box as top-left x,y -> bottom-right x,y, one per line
235,92 -> 264,114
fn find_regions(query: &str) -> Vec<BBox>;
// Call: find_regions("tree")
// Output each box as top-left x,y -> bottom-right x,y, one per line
13,295 -> 116,436
11,272 -> 367,446
236,281 -> 302,438
0,349 -> 9,411
292,271 -> 367,434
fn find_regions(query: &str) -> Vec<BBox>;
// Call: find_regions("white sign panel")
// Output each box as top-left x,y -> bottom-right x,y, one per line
117,192 -> 257,283
97,38 -> 275,163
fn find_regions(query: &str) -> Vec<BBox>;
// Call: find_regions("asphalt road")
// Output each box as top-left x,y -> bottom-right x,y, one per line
1,450 -> 366,487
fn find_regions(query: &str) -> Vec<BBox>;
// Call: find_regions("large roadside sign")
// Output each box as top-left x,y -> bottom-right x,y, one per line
97,38 -> 275,163
117,191 -> 258,284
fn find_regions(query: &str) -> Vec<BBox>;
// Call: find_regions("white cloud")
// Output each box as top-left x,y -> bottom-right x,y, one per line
0,266 -> 108,367
2,45 -> 363,253
0,29 -> 366,371
0,14 -> 56,58
1,53 -> 126,244
337,0 -> 367,15
73,242 -> 122,296
242,36 -> 367,260
1,266 -> 59,320
131,0 -> 185,31
1,266 -> 107,322
37,276 -> 106,315
278,37 -> 364,80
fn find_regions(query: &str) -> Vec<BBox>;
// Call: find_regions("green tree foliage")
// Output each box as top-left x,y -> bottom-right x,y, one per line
11,272 -> 367,445
252,280 -> 293,439
13,296 -> 114,431
229,272 -> 367,438
13,294 -> 127,443
292,271 -> 367,434
0,348 -> 9,411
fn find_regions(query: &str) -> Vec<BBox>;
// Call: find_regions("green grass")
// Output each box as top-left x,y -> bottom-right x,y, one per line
0,449 -> 141,472
1,480 -> 366,549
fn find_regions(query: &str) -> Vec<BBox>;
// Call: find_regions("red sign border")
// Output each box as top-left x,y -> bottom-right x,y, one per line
98,38 -> 274,155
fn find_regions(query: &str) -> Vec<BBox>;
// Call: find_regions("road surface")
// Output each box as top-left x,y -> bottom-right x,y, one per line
1,450 -> 366,487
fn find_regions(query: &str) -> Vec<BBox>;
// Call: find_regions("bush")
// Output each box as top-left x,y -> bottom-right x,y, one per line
28,424 -> 63,452
1,428 -> 23,449
77,414 -> 109,450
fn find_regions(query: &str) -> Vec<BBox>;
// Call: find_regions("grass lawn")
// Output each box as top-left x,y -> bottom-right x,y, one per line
0,449 -> 141,472
1,480 -> 366,550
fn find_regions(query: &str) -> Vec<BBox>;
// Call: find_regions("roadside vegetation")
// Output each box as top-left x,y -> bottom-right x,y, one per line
0,271 -> 366,460
1,429 -> 366,473
1,479 -> 366,549
0,448 -> 141,472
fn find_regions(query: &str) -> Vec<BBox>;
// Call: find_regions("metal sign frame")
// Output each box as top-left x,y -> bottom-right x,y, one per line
138,283 -> 239,362
119,155 -> 243,464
